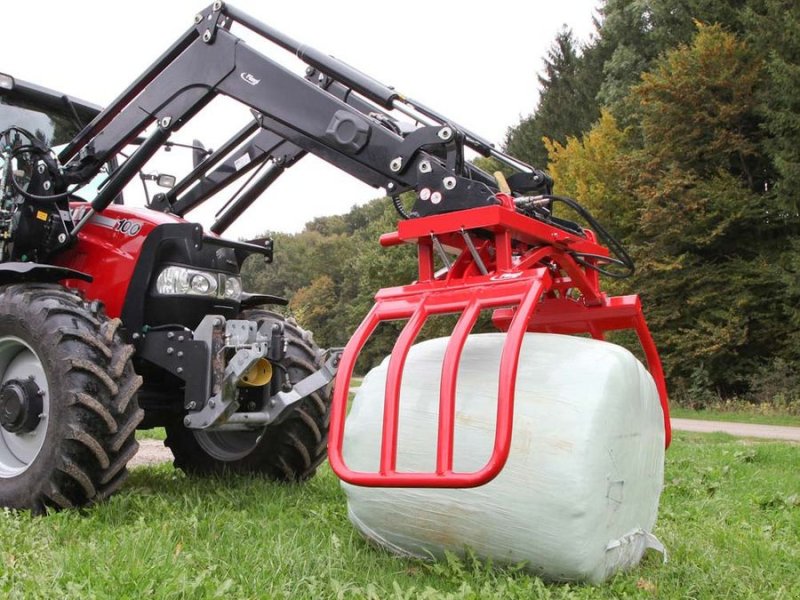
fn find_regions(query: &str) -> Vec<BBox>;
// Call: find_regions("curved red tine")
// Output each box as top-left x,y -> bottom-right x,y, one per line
328,306 -> 383,479
437,298 -> 481,475
381,305 -> 428,475
633,311 -> 671,447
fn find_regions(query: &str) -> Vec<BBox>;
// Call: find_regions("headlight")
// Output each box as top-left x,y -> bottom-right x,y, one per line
156,266 -> 242,301
222,275 -> 242,300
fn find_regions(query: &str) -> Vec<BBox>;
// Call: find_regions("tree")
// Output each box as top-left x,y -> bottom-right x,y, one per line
505,29 -> 602,168
545,24 -> 797,398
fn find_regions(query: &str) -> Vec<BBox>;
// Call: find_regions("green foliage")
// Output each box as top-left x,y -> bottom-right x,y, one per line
505,29 -> 603,169
744,1 -> 800,213
545,21 -> 800,400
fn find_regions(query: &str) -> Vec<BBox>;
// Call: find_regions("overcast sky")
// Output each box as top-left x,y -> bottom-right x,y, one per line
5,0 -> 600,239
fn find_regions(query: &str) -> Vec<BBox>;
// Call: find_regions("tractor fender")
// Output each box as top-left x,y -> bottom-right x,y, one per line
0,262 -> 92,285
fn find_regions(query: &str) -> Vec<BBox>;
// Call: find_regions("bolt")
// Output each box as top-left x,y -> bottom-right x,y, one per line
42,181 -> 51,191
187,401 -> 196,409
213,319 -> 222,327
177,351 -> 184,358
37,163 -> 46,175
431,191 -> 443,205
305,66 -> 315,76
132,333 -> 141,340
176,367 -> 184,374
443,177 -> 457,190
419,160 -> 432,174
438,126 -> 453,141
390,157 -> 403,172
167,332 -> 175,339
178,336 -> 185,342
269,398 -> 277,407
209,400 -> 216,408
203,29 -> 212,42
166,347 -> 174,355
57,233 -> 67,244
159,116 -> 172,128
194,13 -> 203,23
387,182 -> 396,191
183,416 -> 192,426
420,188 -> 432,201
212,0 -> 223,10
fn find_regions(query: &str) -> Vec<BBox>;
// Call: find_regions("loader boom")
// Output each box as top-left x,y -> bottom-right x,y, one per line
57,2 -> 551,239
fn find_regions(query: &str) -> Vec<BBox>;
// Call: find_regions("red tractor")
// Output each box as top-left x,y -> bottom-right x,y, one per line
0,3 -> 669,512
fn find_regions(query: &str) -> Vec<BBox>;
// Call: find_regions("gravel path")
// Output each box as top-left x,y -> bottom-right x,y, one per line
129,418 -> 800,469
671,418 -> 800,442
130,439 -> 171,468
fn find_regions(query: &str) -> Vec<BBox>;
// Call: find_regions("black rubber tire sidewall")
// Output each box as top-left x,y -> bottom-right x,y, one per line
0,284 -> 142,513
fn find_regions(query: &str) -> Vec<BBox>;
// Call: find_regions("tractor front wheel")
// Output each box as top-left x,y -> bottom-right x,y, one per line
164,310 -> 331,481
0,284 -> 143,512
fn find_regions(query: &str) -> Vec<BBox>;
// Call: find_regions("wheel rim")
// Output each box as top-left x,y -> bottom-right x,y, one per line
193,429 -> 263,462
0,337 -> 50,478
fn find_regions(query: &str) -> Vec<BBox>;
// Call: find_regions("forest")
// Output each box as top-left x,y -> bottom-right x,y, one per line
241,0 -> 800,407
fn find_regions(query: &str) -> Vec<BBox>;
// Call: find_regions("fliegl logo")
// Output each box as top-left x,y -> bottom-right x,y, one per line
240,72 -> 261,86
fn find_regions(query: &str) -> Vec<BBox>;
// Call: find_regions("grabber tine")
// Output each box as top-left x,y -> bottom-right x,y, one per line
632,309 -> 671,447
437,298 -> 481,475
328,307 -> 383,477
482,275 -> 548,478
380,304 -> 428,475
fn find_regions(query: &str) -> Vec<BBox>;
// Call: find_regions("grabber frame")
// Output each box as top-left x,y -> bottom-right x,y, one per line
328,199 -> 671,489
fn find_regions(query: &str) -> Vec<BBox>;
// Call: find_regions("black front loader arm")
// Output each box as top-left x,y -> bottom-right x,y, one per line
59,2 -> 550,231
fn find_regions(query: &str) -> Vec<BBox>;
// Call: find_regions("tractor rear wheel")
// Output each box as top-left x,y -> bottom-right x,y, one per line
164,310 -> 331,481
0,284 -> 143,512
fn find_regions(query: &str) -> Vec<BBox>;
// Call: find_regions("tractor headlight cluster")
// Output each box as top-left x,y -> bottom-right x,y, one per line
155,266 -> 243,301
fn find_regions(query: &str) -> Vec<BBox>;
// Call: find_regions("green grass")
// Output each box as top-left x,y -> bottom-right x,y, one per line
670,406 -> 800,427
136,427 -> 166,441
1,432 -> 798,599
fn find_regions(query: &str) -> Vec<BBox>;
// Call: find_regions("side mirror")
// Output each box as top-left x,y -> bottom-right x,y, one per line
192,139 -> 207,169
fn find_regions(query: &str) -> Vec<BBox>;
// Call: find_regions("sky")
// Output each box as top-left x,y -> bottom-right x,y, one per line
4,0 -> 601,239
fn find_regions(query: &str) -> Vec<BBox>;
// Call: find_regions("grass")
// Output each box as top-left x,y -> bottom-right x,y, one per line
136,427 -> 166,441
1,432 -> 798,599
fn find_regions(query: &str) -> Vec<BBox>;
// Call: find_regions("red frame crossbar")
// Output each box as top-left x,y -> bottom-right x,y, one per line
328,201 -> 670,489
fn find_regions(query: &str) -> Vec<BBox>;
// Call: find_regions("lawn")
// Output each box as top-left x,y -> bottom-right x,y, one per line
1,432 -> 798,599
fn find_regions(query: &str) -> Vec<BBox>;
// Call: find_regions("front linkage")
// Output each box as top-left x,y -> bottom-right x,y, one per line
136,315 -> 339,432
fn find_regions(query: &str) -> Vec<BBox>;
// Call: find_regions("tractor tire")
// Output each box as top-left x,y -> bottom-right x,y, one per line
0,283 -> 143,513
164,310 -> 331,481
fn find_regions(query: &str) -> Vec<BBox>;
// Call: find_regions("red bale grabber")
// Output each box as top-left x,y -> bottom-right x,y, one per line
328,193 -> 671,489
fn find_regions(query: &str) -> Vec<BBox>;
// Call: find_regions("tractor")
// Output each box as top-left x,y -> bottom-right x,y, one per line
0,2 -> 669,512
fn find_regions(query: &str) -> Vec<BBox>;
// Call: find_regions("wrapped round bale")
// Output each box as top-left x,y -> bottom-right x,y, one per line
342,332 -> 666,583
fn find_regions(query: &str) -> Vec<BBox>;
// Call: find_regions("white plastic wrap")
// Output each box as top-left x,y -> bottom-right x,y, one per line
341,333 -> 665,583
